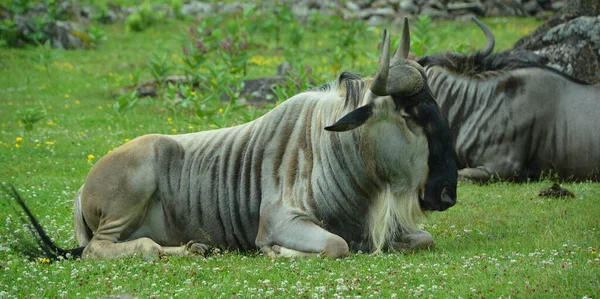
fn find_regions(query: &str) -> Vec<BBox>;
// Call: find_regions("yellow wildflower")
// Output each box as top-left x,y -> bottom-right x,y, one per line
16,137 -> 23,143
218,108 -> 224,114
124,138 -> 130,142
36,143 -> 40,147
188,125 -> 193,130
167,117 -> 173,125
75,100 -> 80,105
172,128 -> 177,134
15,144 -> 20,148
45,141 -> 54,145
88,154 -> 95,160
47,121 -> 56,126
97,106 -> 103,110
65,93 -> 70,98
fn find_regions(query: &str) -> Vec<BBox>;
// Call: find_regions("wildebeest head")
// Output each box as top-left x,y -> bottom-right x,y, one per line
325,19 -> 458,212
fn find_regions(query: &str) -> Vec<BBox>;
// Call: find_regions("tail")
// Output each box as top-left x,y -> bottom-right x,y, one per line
73,185 -> 93,247
1,184 -> 85,261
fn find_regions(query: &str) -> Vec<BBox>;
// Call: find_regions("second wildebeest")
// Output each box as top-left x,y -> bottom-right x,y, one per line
416,17 -> 600,182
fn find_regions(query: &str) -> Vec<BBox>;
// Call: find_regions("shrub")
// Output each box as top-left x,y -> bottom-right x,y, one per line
126,1 -> 166,32
126,12 -> 145,32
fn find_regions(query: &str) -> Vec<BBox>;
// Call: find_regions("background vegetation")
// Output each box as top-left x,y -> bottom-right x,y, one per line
0,0 -> 598,297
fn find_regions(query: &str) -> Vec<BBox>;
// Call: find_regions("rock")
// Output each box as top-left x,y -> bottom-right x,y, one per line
447,2 -> 485,16
420,7 -> 450,19
181,1 -> 214,16
367,15 -> 388,26
277,61 -> 293,77
371,0 -> 392,9
345,1 -> 361,11
237,77 -> 283,104
514,1 -> 600,84
218,2 -> 248,14
523,0 -> 541,14
551,1 -> 566,10
484,0 -> 526,17
399,0 -> 419,14
357,7 -> 396,19
46,21 -> 87,49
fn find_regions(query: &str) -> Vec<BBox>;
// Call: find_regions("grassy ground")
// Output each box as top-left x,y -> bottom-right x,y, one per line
0,14 -> 599,298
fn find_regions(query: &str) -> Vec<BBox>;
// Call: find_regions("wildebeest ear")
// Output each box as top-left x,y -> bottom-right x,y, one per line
325,105 -> 373,132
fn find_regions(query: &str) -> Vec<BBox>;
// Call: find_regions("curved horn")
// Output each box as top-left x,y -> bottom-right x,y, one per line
472,17 -> 495,57
371,29 -> 390,96
391,17 -> 411,64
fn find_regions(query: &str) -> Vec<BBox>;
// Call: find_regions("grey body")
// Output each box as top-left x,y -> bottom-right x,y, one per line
423,64 -> 600,181
76,84 -> 429,258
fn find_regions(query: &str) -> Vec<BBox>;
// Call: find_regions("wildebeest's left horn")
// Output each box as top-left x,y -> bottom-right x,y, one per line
386,18 -> 424,97
391,17 -> 411,64
371,29 -> 390,96
472,17 -> 495,57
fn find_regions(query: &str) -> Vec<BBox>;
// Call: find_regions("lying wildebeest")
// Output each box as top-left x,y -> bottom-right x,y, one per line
416,18 -> 600,182
4,19 -> 457,260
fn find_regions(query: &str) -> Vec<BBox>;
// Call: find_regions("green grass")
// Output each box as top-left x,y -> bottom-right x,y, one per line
1,14 -> 599,298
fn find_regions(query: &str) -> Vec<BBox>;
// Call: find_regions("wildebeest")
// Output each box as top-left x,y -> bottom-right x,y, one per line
416,18 -> 600,182
4,20 -> 457,260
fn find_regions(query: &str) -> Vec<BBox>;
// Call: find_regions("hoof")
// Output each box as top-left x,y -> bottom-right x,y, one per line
186,241 -> 210,256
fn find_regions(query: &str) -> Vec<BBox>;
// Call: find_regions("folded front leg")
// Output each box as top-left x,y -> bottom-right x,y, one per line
390,229 -> 435,252
458,166 -> 494,182
256,213 -> 349,259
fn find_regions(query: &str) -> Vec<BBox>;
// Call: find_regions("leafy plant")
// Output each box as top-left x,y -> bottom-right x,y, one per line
17,103 -> 47,131
162,83 -> 197,113
410,15 -> 437,56
271,62 -> 314,103
6,0 -> 36,15
0,19 -> 20,48
86,25 -> 106,48
336,19 -> 366,68
94,2 -> 113,24
45,0 -> 68,21
171,0 -> 184,20
126,1 -> 163,32
448,41 -> 476,54
147,51 -> 173,83
126,12 -> 145,32
112,90 -> 141,115
23,16 -> 51,46
36,40 -> 59,78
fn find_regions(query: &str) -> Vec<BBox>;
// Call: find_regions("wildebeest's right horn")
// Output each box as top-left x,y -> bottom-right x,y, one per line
472,17 -> 495,57
371,29 -> 390,96
391,17 -> 411,64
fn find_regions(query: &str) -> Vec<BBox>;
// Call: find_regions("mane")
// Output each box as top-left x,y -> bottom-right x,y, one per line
416,50 -> 592,85
313,71 -> 370,109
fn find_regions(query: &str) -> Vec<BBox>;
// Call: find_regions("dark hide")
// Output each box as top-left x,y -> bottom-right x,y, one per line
394,86 -> 458,211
